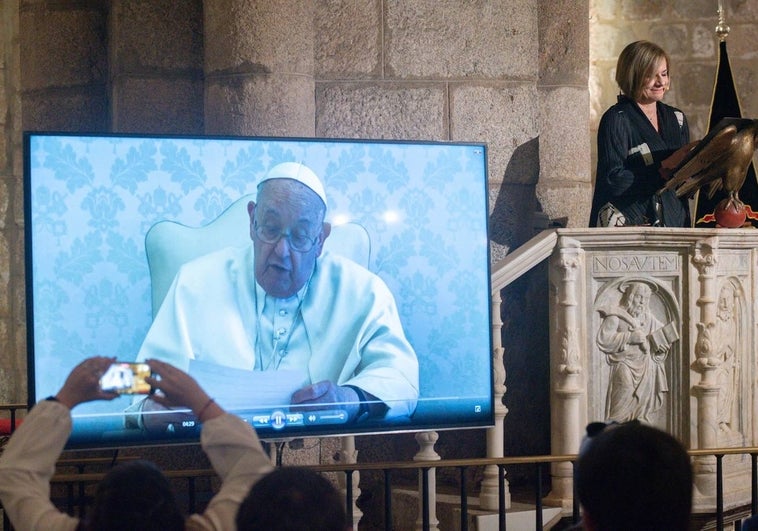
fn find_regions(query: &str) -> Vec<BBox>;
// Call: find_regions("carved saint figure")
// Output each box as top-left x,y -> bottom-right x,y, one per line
714,283 -> 738,432
596,282 -> 671,423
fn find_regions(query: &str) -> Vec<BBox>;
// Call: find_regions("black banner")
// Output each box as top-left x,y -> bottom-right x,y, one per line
692,40 -> 758,227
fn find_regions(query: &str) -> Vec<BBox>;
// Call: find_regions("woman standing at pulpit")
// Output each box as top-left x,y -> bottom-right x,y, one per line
590,40 -> 693,228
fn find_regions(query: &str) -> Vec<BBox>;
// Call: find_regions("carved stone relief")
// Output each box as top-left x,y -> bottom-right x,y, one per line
589,266 -> 682,434
715,283 -> 737,425
595,280 -> 676,424
712,279 -> 746,445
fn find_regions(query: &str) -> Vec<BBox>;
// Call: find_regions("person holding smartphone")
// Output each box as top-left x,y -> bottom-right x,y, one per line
0,356 -> 274,531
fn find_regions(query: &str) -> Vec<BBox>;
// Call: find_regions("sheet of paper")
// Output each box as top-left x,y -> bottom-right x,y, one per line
188,359 -> 306,412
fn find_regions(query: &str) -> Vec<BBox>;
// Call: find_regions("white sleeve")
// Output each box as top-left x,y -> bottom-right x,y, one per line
0,400 -> 80,531
185,413 -> 274,531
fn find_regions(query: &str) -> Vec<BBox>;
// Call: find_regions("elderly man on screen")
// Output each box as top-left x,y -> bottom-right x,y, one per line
134,162 -> 419,427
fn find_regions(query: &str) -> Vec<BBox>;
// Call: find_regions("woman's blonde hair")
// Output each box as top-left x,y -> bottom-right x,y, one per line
615,41 -> 670,101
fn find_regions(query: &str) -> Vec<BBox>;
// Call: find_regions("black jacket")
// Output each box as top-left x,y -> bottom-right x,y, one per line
590,95 -> 690,227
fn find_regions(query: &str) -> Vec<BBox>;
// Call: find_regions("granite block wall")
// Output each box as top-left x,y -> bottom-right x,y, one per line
0,3 -> 747,520
590,0 -> 758,150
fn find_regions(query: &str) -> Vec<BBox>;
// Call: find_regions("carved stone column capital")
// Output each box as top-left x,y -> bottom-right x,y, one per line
553,237 -> 584,379
693,237 -> 719,276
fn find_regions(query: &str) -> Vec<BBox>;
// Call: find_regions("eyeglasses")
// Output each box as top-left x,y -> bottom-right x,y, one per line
253,220 -> 320,253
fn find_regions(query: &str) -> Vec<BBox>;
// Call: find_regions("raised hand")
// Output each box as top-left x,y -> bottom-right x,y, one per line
290,380 -> 361,421
145,359 -> 224,422
55,356 -> 119,409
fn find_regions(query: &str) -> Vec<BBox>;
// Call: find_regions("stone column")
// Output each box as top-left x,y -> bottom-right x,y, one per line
479,287 -> 511,511
19,1 -> 108,132
691,237 -> 720,502
109,0 -> 204,134
1,0 -> 22,405
536,0 -> 592,227
545,236 -> 586,508
414,431 -> 440,531
334,435 -> 363,530
203,0 -> 315,136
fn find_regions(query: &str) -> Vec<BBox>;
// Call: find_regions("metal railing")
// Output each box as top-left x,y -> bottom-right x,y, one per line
4,445 -> 758,531
310,453 -> 581,530
0,404 -> 25,435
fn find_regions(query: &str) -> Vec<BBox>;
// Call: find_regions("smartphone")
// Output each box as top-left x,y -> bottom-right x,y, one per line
99,362 -> 153,395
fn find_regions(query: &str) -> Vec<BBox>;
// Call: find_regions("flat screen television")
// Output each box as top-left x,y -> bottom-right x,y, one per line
24,132 -> 494,449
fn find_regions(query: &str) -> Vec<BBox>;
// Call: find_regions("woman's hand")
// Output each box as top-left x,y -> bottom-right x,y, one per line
659,140 -> 699,181
145,359 -> 224,422
55,356 -> 119,409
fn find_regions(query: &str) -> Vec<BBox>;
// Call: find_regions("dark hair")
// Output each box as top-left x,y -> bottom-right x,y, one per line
82,460 -> 184,531
576,422 -> 692,531
236,466 -> 347,531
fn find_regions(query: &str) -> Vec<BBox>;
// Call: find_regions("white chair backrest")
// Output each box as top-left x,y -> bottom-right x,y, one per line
145,194 -> 370,317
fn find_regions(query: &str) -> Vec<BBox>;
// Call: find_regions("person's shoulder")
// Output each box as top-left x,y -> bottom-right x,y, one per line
177,245 -> 249,273
660,101 -> 688,124
659,101 -> 685,114
170,246 -> 252,295
658,101 -> 688,130
599,98 -> 633,126
318,251 -> 375,277
315,252 -> 391,294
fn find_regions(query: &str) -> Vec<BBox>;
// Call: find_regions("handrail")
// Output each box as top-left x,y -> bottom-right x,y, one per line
0,404 -> 27,410
0,404 -> 26,437
489,225 -> 758,294
482,228 -> 561,514
310,452 -> 578,473
51,468 -> 219,484
490,229 -> 558,293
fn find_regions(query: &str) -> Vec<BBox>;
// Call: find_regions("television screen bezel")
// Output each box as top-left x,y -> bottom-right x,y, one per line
23,130 -> 495,449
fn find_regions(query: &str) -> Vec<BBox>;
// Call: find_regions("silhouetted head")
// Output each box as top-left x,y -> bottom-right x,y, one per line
81,460 -> 183,531
576,422 -> 692,531
236,466 -> 349,531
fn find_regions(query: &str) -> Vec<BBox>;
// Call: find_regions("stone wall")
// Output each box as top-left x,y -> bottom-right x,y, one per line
0,0 -> 22,405
0,3 -> 586,391
590,0 -> 758,150
3,0 -> 755,526
110,0 -> 204,134
3,0 -> 751,511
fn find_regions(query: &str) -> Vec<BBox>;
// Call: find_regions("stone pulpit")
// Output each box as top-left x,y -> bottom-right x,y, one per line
545,227 -> 757,512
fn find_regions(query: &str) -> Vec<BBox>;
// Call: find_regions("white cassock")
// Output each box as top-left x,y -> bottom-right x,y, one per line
137,245 -> 419,418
